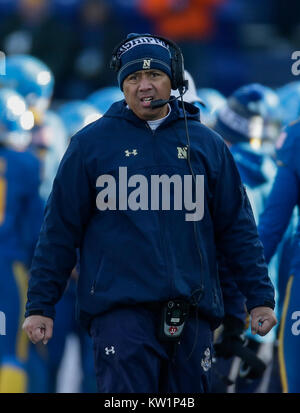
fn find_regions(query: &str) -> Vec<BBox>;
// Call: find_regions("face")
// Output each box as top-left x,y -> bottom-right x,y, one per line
123,69 -> 172,121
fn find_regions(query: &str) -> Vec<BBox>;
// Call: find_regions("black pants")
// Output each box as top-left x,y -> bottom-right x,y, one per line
90,305 -> 213,393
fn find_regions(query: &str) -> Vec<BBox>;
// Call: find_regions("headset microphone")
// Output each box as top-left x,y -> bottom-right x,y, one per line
150,95 -> 179,109
150,84 -> 188,109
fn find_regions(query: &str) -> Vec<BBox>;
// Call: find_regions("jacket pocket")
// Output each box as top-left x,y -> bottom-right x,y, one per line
90,254 -> 104,296
90,253 -> 114,295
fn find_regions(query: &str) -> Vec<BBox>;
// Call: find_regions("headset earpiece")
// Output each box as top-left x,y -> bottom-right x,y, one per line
170,47 -> 186,91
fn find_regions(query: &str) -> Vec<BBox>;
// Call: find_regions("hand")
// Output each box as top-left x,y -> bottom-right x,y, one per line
214,315 -> 245,359
250,306 -> 277,336
22,315 -> 53,345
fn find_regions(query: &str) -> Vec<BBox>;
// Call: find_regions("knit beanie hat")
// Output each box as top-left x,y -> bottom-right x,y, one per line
115,33 -> 172,90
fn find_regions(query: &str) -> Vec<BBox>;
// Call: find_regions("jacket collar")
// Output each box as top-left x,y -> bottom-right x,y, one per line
104,97 -> 201,129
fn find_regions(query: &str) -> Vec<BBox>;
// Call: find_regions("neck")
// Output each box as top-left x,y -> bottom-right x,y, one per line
146,102 -> 170,121
147,104 -> 171,122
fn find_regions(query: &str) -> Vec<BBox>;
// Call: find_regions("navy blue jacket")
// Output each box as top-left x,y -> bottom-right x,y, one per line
25,99 -> 275,330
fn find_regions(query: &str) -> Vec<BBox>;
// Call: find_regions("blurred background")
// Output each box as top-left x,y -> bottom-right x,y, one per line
0,0 -> 299,100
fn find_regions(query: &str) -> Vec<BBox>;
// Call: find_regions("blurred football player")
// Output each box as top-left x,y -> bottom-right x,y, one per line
0,88 -> 43,392
42,100 -> 101,393
87,86 -> 124,114
258,120 -> 300,393
276,81 -> 300,127
211,83 -> 282,393
196,88 -> 226,127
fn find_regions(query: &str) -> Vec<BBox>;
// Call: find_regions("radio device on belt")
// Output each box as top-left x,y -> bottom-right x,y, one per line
159,300 -> 190,341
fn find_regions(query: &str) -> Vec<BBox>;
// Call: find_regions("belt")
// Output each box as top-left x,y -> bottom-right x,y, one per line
142,302 -> 164,312
142,301 -> 208,322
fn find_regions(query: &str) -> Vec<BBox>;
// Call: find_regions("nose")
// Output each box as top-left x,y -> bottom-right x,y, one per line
138,74 -> 152,91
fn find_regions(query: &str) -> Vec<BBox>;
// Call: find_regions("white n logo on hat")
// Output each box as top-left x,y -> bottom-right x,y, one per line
143,59 -> 151,69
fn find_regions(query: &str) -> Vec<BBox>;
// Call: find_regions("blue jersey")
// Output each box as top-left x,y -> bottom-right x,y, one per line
260,121 -> 300,393
258,121 -> 300,273
0,146 -> 44,265
219,143 -> 277,324
230,143 -> 277,223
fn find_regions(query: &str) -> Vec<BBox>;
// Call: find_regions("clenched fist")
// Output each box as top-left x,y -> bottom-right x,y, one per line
250,306 -> 277,336
22,315 -> 53,345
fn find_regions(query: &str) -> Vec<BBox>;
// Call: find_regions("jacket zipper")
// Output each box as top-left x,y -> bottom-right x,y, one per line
171,124 -> 205,302
145,122 -> 174,295
90,255 -> 103,295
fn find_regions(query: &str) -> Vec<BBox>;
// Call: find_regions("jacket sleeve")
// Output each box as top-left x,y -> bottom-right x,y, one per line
212,142 -> 275,312
25,135 -> 94,319
258,128 -> 299,263
217,254 -> 247,323
258,165 -> 298,263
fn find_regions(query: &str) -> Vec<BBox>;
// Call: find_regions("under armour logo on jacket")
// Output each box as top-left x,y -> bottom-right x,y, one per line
105,346 -> 115,355
125,149 -> 138,157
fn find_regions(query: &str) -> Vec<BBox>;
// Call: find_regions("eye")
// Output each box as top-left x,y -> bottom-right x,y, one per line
127,74 -> 138,82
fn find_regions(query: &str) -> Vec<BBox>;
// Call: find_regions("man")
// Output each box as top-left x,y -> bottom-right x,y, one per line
23,33 -> 277,393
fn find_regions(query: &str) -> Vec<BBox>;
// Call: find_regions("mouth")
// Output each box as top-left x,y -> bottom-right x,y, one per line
140,96 -> 154,108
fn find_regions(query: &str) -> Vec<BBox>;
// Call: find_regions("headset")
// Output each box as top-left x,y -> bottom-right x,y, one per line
109,33 -> 188,94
